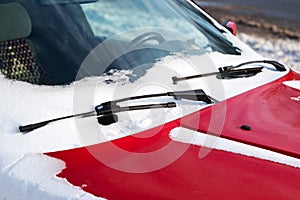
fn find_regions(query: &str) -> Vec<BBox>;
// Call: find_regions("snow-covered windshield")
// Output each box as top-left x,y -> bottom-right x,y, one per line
0,0 -> 240,85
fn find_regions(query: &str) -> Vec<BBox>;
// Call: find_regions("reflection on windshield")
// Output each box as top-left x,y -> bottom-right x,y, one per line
82,0 -> 211,49
81,0 -> 239,55
0,0 -> 239,86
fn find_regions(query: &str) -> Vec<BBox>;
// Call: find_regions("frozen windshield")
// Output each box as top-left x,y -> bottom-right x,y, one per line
0,0 -> 240,85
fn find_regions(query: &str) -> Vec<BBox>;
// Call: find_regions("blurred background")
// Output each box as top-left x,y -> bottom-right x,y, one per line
196,0 -> 300,71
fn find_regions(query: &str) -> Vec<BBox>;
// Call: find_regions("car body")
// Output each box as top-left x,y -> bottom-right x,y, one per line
0,0 -> 300,199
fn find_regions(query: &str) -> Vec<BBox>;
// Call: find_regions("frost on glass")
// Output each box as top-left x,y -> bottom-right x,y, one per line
81,0 -> 210,50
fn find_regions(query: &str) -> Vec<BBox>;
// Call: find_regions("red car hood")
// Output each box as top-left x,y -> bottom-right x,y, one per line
182,70 -> 300,158
47,70 -> 300,199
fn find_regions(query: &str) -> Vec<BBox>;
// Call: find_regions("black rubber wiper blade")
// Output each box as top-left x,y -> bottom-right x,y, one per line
111,89 -> 213,105
172,60 -> 286,84
19,89 -> 215,133
19,102 -> 176,133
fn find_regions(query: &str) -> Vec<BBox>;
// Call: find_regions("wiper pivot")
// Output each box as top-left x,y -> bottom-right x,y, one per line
217,67 -> 263,79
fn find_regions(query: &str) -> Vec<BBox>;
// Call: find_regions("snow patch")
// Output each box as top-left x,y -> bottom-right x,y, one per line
283,80 -> 300,91
0,154 -> 103,200
170,127 -> 300,168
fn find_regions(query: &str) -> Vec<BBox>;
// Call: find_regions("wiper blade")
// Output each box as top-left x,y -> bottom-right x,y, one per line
108,89 -> 213,105
172,60 -> 286,84
19,103 -> 176,133
19,89 -> 215,133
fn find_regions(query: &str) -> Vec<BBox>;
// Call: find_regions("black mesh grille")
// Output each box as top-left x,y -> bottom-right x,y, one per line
0,39 -> 51,85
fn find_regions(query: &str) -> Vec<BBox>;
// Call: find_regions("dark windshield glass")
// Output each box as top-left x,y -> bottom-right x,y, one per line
0,0 -> 240,85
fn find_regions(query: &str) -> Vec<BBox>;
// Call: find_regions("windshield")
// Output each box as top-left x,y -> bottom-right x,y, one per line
0,0 -> 240,85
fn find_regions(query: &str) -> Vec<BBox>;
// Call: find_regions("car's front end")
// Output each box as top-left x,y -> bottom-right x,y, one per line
0,0 -> 300,199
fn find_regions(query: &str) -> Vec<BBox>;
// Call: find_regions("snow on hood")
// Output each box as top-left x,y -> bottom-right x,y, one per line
170,127 -> 300,169
0,45 -> 290,199
284,80 -> 300,91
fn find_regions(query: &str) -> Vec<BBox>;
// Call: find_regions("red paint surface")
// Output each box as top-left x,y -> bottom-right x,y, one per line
183,70 -> 300,158
47,70 -> 300,199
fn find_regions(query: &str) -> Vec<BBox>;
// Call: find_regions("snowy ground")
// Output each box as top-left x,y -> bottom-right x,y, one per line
195,1 -> 300,72
238,33 -> 300,72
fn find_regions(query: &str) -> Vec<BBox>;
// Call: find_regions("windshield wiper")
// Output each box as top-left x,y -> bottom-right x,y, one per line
19,89 -> 216,133
172,60 -> 286,84
173,67 -> 263,84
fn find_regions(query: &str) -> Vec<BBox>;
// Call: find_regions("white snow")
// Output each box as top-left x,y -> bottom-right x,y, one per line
283,80 -> 300,91
0,77 -> 108,200
170,127 -> 300,168
0,154 -> 100,200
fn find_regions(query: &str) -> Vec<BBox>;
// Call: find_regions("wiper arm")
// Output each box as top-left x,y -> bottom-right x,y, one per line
229,60 -> 286,71
172,60 -> 286,84
173,67 -> 263,84
19,89 -> 215,133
